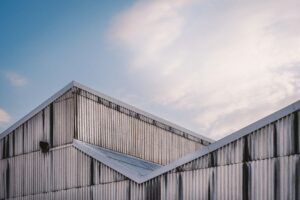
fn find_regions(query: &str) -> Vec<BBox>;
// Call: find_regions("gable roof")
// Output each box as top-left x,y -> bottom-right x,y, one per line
2,81 -> 299,184
0,81 -> 214,143
74,100 -> 300,183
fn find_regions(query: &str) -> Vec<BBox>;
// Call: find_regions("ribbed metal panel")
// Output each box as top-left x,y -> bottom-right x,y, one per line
53,90 -> 74,147
23,111 -> 44,154
0,90 -> 74,161
52,146 -> 126,192
161,168 -> 212,200
0,145 -> 127,199
92,181 -> 129,200
158,154 -> 299,200
1,85 -> 299,200
130,177 -> 161,200
153,111 -> 300,200
13,126 -> 24,156
92,157 -> 127,184
76,89 -> 204,165
6,181 -> 130,200
0,110 -> 45,160
181,112 -> 300,171
0,159 -> 7,199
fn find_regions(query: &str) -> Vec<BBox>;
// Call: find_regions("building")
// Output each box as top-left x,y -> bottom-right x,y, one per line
0,81 -> 299,200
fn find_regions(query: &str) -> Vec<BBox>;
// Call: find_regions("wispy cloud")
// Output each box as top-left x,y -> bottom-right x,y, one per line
6,72 -> 29,87
0,108 -> 11,125
110,0 -> 300,139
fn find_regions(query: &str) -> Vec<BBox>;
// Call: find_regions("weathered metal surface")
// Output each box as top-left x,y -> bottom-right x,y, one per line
73,82 -> 213,144
1,82 -> 299,200
159,154 -> 299,200
180,111 -> 299,171
76,89 -> 205,165
134,106 -> 300,183
0,81 -> 212,144
52,90 -> 74,147
0,127 -> 299,200
0,145 -> 127,199
73,140 -> 161,182
0,82 -> 74,141
0,91 -> 75,161
5,180 -> 130,200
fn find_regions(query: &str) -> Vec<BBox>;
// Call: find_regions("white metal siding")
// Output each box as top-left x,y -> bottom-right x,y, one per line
76,89 -> 204,165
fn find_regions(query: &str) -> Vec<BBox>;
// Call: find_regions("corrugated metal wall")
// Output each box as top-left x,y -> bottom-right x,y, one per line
158,154 -> 299,200
52,90 -> 74,147
153,111 -> 299,200
0,90 -> 74,160
5,181 -> 130,200
0,145 -> 127,199
76,88 -> 205,165
0,89 -> 77,199
1,87 -> 299,200
180,111 -> 299,171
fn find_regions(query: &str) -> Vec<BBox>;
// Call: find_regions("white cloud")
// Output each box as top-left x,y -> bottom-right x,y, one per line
110,0 -> 300,139
6,72 -> 29,87
0,108 -> 11,125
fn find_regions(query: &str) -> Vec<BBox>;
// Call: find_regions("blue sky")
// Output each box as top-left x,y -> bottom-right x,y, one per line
0,0 -> 135,130
1,0 -> 300,139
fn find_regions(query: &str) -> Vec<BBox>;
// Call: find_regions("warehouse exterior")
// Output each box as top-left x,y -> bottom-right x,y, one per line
0,81 -> 299,200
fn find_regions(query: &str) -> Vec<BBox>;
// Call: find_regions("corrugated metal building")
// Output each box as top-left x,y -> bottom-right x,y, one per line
0,81 -> 299,200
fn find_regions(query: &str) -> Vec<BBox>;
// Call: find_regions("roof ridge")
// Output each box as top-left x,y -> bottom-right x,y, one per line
0,81 -> 214,143
72,81 -> 214,143
0,81 -> 74,140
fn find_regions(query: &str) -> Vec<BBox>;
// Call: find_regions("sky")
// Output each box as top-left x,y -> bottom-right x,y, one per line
0,0 -> 300,140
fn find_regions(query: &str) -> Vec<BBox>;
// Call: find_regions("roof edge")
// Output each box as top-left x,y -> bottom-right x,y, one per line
0,80 -> 214,143
0,81 -> 75,140
137,99 -> 300,183
72,81 -> 214,143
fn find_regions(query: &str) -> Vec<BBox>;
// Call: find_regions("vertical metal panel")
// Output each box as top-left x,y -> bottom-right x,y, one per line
13,126 -> 24,156
77,90 -> 204,165
92,180 -> 129,200
0,150 -> 50,198
0,158 -> 8,199
0,144 -> 127,198
130,180 -> 145,200
247,155 -> 299,200
181,112 -> 299,172
159,111 -> 300,200
158,155 -> 299,200
93,159 -> 126,184
6,181 -> 131,200
51,146 -> 95,191
22,150 -> 50,196
1,89 -> 299,200
23,111 -> 44,154
51,146 -> 126,192
53,90 -> 74,147
0,89 -> 74,161
161,169 -> 212,200
51,186 -> 91,200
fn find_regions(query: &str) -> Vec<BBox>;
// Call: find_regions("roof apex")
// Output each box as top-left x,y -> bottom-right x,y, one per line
0,81 -> 214,143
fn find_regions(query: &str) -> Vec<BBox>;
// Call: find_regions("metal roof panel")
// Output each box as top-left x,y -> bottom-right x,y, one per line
73,139 -> 161,182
